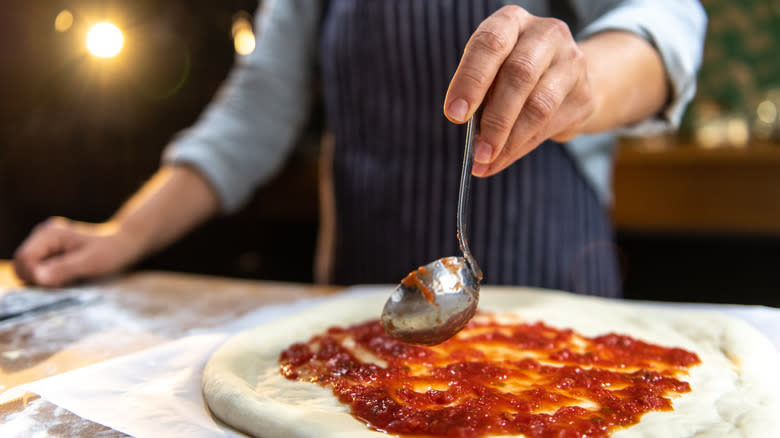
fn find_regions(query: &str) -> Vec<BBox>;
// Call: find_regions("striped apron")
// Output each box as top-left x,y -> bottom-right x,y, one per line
319,0 -> 621,297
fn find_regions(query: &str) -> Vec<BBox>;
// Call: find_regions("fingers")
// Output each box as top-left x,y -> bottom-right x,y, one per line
475,19 -> 559,164
15,217 -> 136,287
462,14 -> 592,177
34,247 -> 99,288
13,217 -> 79,284
548,73 -> 594,143
473,53 -> 589,177
445,6 -> 597,177
444,5 -> 529,124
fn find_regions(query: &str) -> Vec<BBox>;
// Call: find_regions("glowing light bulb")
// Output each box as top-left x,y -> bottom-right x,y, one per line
55,10 -> 74,32
86,22 -> 124,58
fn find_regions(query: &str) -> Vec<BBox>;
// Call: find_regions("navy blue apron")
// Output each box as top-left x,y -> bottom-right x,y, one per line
319,0 -> 621,297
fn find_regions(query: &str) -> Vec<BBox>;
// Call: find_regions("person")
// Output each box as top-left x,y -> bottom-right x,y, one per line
13,0 -> 706,297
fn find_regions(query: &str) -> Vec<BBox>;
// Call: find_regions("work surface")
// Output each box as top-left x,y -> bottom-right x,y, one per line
0,261 -> 339,436
1,261 -> 778,437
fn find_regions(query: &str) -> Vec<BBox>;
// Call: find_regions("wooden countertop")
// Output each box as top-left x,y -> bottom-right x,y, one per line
613,138 -> 780,234
0,260 -> 342,436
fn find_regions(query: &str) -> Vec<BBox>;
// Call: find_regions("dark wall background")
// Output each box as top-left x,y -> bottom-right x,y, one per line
0,0 -> 320,282
1,1 -> 778,305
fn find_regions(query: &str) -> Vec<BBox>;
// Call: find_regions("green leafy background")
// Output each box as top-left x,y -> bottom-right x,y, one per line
683,1 -> 780,132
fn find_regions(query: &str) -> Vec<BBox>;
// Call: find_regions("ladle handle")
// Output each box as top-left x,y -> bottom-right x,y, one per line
457,111 -> 483,282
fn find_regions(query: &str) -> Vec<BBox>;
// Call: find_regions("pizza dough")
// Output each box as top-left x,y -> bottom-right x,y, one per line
202,287 -> 780,438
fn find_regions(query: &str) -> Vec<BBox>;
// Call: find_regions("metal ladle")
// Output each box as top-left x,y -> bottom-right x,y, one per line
381,113 -> 483,345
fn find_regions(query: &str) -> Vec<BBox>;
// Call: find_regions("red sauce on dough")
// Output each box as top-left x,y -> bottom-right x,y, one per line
279,315 -> 700,438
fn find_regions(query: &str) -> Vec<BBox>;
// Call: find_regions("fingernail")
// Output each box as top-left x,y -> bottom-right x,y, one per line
447,98 -> 469,123
472,162 -> 489,177
474,141 -> 493,164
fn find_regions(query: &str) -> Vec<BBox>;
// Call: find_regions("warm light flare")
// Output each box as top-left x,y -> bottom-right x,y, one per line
757,100 -> 777,125
726,117 -> 749,147
234,30 -> 256,56
232,14 -> 255,56
55,10 -> 74,32
86,22 -> 124,58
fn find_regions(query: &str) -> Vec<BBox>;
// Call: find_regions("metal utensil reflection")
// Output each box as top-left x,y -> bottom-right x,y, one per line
381,113 -> 483,345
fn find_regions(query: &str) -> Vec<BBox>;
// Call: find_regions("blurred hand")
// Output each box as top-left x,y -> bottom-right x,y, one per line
444,5 -> 595,177
13,217 -> 143,287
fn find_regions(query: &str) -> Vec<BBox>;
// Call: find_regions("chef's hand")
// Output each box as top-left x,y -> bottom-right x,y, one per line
444,6 -> 594,177
14,165 -> 221,287
13,217 -> 142,287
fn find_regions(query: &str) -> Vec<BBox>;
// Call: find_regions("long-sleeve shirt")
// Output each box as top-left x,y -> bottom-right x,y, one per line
164,0 -> 707,213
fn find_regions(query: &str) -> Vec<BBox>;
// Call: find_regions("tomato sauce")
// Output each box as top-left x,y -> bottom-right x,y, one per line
401,265 -> 436,303
279,315 -> 700,438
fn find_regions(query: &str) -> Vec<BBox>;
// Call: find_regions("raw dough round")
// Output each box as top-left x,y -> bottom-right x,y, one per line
203,287 -> 780,438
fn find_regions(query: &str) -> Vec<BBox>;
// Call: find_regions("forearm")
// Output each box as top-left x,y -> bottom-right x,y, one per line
111,164 -> 220,258
580,31 -> 669,134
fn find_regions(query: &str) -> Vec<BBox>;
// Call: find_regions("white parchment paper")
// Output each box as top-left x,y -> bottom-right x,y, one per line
1,286 -> 778,438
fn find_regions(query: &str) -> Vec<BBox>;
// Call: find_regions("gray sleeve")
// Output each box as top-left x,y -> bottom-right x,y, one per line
571,0 -> 707,134
163,0 -> 322,214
